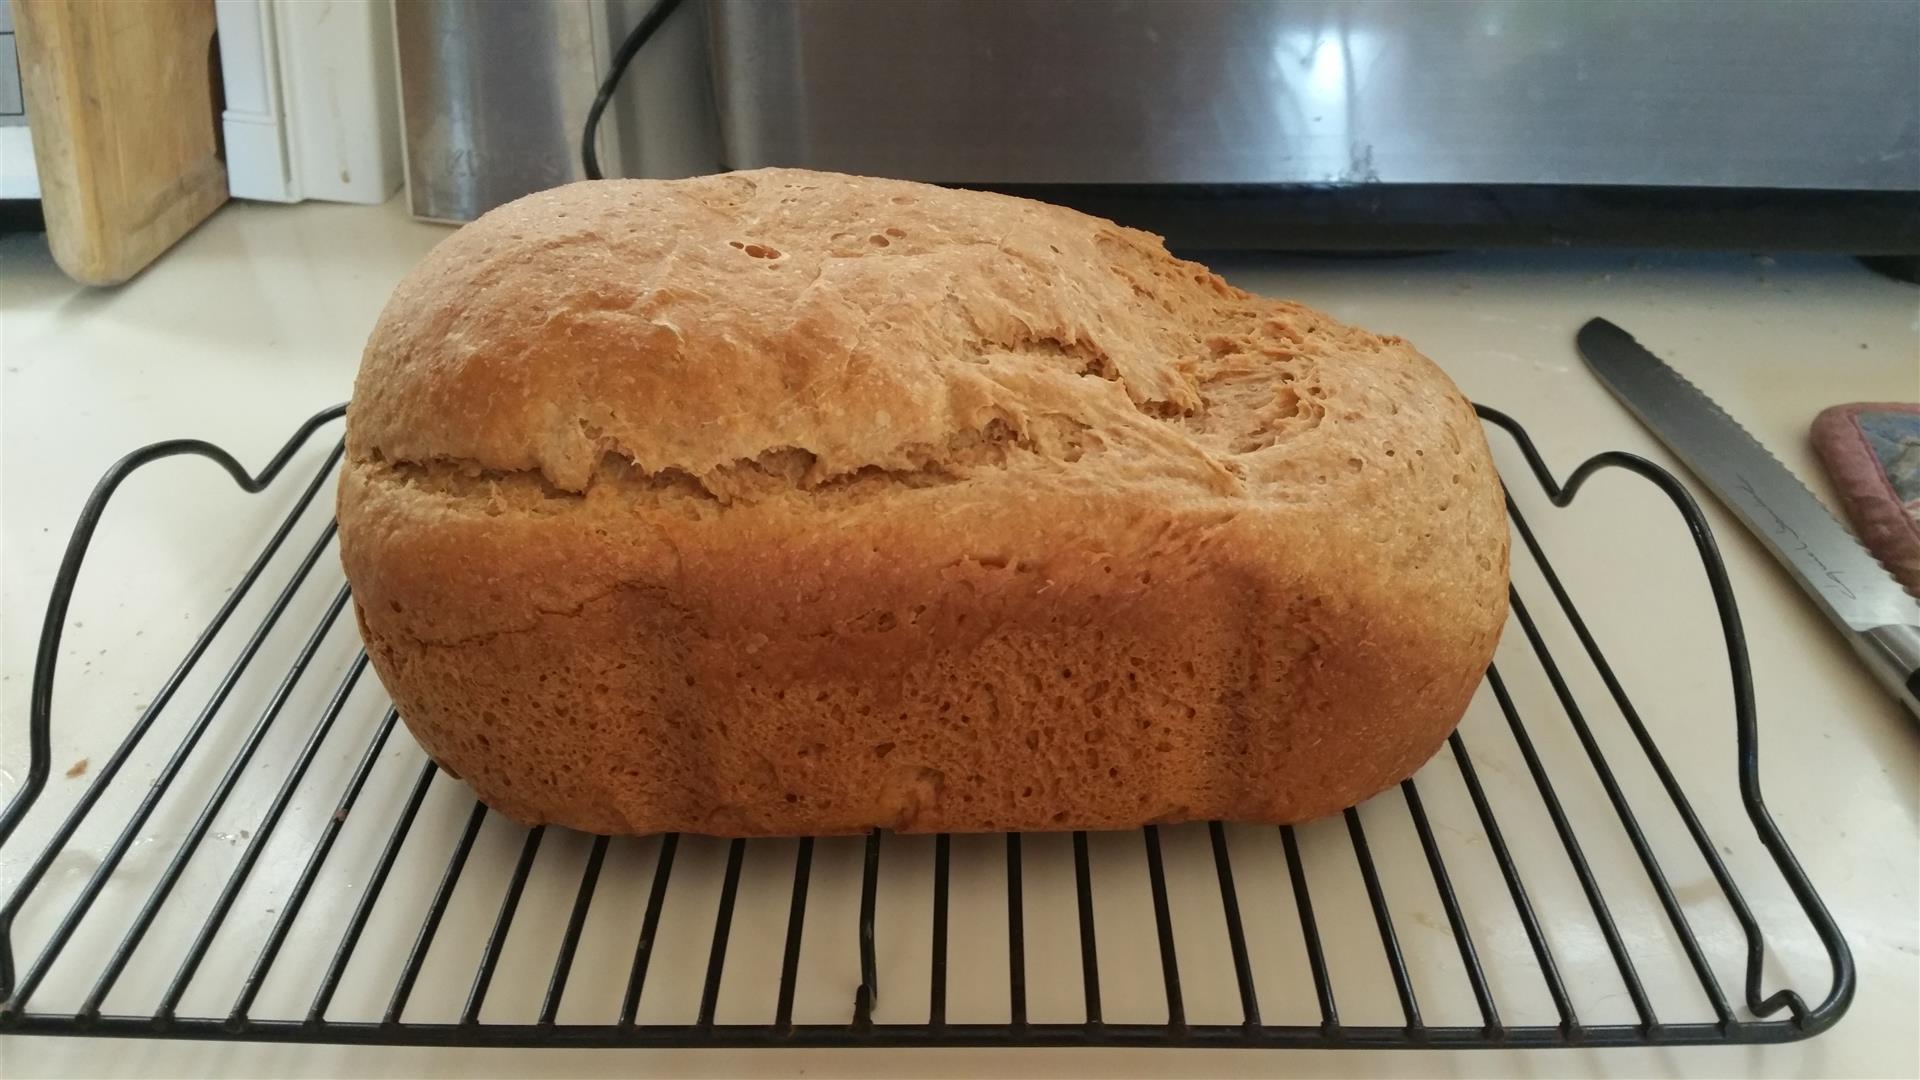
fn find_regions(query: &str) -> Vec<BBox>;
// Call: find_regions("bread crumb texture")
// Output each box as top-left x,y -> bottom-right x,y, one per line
339,169 -> 1508,836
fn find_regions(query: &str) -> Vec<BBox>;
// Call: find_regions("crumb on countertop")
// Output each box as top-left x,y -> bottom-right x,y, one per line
66,757 -> 89,779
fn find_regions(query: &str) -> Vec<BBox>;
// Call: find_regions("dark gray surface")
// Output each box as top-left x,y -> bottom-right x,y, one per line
1,0 -> 20,124
0,33 -> 21,121
710,0 -> 1920,190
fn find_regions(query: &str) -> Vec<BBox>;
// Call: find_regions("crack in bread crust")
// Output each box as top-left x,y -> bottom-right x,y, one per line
359,409 -> 1109,510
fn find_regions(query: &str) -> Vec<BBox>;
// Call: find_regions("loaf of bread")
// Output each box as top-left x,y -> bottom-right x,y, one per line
338,169 -> 1508,836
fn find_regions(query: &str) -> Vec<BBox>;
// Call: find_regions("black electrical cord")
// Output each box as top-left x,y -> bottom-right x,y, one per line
581,0 -> 688,180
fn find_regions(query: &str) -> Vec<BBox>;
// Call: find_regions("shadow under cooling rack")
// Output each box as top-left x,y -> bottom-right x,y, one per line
0,404 -> 1852,1048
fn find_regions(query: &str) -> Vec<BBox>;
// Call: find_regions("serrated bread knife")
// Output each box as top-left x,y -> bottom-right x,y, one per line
1576,317 -> 1920,718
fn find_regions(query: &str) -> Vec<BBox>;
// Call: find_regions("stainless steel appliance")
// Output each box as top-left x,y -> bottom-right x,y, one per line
710,0 -> 1918,191
704,0 -> 1920,249
396,0 -> 1920,248
394,0 -> 617,223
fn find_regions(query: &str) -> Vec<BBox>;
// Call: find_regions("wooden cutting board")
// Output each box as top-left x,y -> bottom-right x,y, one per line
13,0 -> 227,285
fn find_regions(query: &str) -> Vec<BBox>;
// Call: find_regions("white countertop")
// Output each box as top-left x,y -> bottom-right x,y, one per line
2,197 -> 1916,1079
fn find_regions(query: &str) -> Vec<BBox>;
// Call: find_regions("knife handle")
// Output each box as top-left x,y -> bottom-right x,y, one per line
1857,623 -> 1920,719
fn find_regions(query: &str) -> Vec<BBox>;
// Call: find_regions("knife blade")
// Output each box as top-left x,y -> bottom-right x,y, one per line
1576,317 -> 1920,717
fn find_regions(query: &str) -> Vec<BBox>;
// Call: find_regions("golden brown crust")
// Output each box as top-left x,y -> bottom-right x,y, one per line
338,169 -> 1508,836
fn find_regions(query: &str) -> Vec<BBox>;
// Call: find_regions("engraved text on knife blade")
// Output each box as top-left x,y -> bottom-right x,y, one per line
1733,472 -> 1858,600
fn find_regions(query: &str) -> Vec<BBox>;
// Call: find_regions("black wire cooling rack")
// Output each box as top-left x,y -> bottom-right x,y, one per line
0,403 -> 1853,1048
